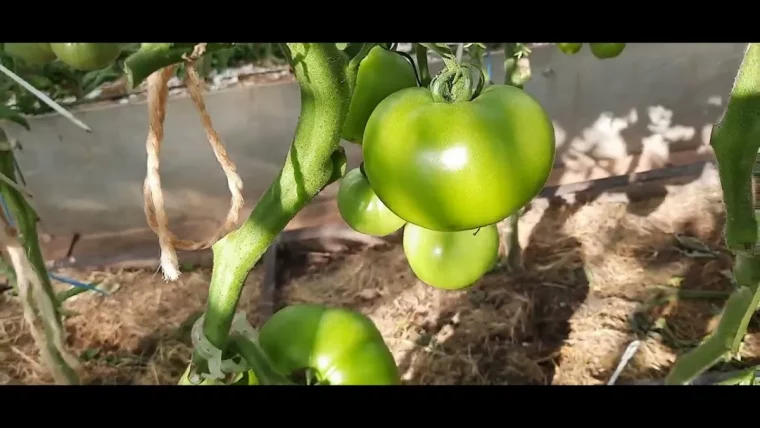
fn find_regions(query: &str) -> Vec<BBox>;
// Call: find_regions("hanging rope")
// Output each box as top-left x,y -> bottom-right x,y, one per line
143,44 -> 244,281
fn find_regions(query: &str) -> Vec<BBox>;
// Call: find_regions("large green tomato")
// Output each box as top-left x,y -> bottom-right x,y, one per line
589,43 -> 626,59
341,45 -> 418,144
3,43 -> 56,65
258,304 -> 399,385
338,167 -> 406,236
49,43 -> 122,70
403,223 -> 499,290
362,84 -> 555,232
556,43 -> 583,55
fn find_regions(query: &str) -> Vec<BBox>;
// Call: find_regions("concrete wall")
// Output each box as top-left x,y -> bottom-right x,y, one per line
3,43 -> 747,239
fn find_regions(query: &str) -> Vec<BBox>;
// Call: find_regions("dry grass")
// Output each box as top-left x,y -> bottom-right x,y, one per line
2,174 -> 759,385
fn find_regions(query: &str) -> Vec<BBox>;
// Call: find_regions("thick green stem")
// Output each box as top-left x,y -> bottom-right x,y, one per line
666,44 -> 760,385
710,43 -> 760,254
123,43 -> 235,90
199,43 -> 351,359
414,44 -> 431,87
229,334 -> 295,385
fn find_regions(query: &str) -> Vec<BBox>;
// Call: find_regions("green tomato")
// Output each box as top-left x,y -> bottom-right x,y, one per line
403,223 -> 499,290
3,43 -> 56,65
362,84 -> 555,232
556,43 -> 583,55
341,45 -> 418,145
49,43 -> 122,70
258,304 -> 399,385
337,167 -> 406,236
589,43 -> 626,59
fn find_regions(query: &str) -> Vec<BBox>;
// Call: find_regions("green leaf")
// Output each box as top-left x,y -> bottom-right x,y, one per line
335,43 -> 349,50
24,74 -> 54,90
0,105 -> 29,130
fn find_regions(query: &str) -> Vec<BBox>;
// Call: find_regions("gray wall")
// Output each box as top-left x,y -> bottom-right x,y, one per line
3,43 -> 746,237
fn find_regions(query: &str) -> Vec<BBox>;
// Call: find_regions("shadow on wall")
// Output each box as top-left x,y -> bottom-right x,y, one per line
4,43 -> 747,237
516,43 -> 742,182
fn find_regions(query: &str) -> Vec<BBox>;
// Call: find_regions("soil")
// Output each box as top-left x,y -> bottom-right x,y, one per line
2,172 -> 759,385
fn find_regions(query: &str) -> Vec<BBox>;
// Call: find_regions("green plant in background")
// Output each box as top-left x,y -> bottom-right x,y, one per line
1,42 -> 759,386
0,43 -> 287,117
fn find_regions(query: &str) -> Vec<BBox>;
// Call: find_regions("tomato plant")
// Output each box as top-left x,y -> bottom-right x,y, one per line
258,304 -> 400,385
556,43 -> 583,55
589,43 -> 626,59
49,43 -> 123,71
7,41 -> 760,387
341,45 -> 418,144
3,43 -> 56,65
403,223 -> 499,290
362,83 -> 555,232
337,166 -> 406,236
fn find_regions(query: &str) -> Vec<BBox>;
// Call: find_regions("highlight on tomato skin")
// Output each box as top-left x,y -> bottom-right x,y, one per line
402,222 -> 500,291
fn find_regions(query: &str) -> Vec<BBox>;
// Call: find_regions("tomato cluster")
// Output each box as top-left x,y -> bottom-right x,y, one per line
337,44 -> 556,291
3,43 -> 122,70
555,43 -> 627,59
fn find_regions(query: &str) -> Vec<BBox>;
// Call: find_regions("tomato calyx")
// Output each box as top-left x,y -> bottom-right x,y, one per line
430,63 -> 485,103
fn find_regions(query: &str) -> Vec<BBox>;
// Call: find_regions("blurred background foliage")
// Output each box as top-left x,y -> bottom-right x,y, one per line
0,43 -> 290,116
0,43 -> 504,116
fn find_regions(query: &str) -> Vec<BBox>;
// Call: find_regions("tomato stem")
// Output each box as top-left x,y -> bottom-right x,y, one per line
191,43 -> 352,374
230,333 -> 295,385
393,50 -> 422,87
430,63 -> 484,103
123,43 -> 234,90
500,43 -> 531,272
413,44 -> 431,87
